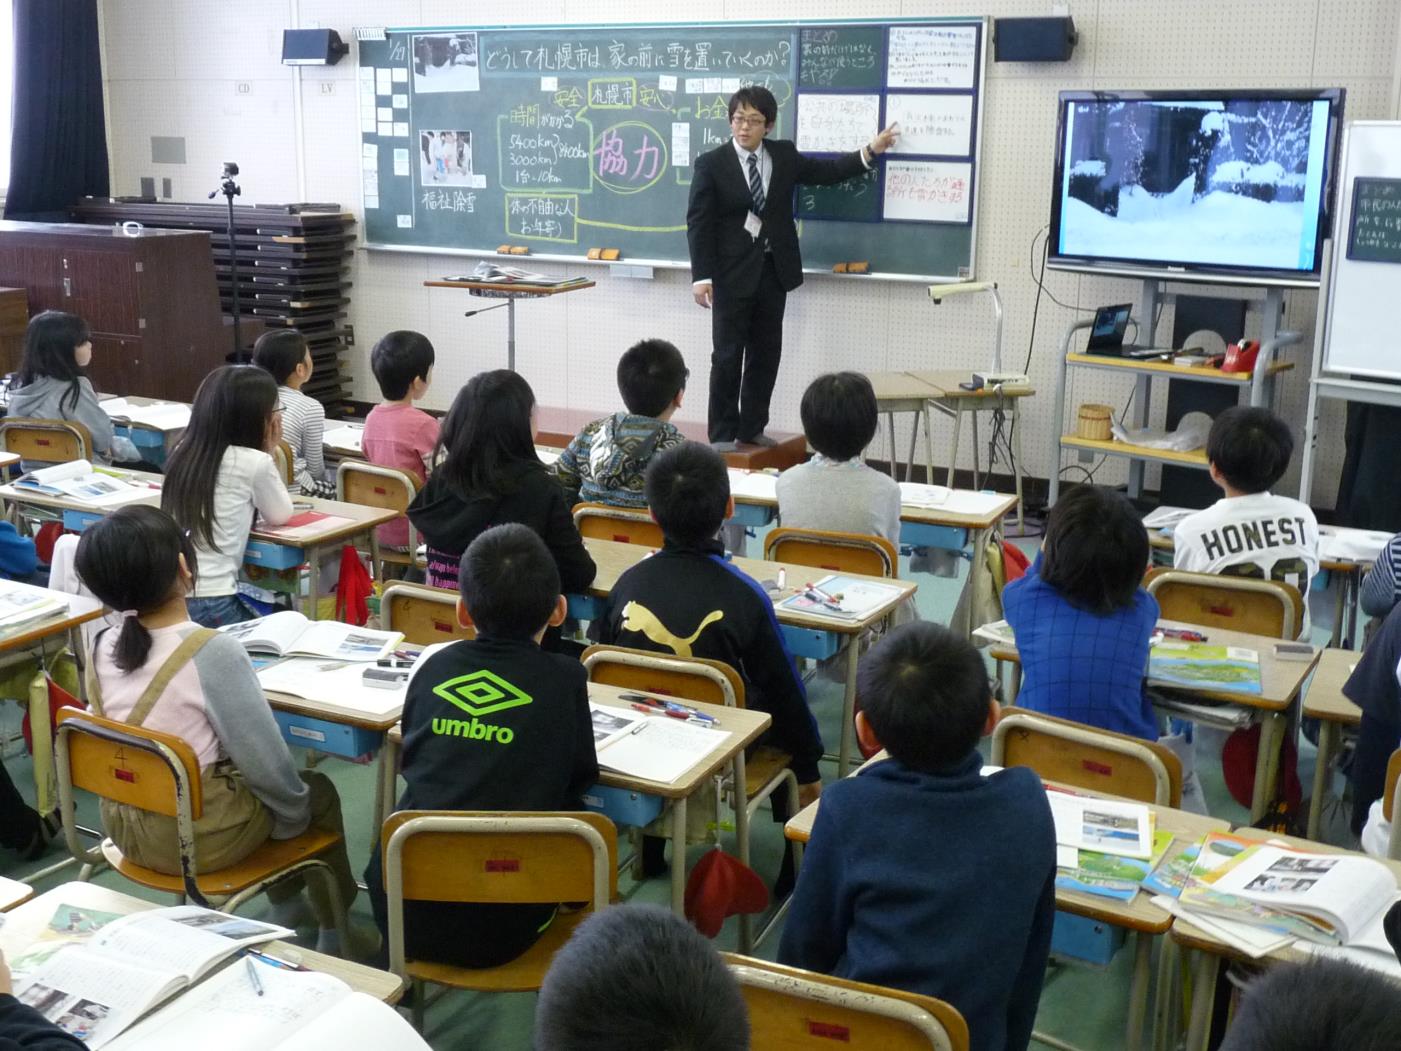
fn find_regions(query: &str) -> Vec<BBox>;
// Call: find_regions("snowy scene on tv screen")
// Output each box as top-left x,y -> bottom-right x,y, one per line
1057,99 -> 1331,272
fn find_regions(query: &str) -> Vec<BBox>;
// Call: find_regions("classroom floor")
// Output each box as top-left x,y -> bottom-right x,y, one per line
0,526 -> 1350,1050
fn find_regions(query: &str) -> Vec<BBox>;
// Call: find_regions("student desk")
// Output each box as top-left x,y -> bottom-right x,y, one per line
322,423 -> 560,470
99,393 -> 190,468
379,683 -> 771,917
0,474 -> 398,620
981,620 -> 1321,823
1303,648 -> 1362,841
1170,827 -> 1401,1051
577,537 -> 917,776
861,371 -> 942,484
784,753 -> 1230,1051
0,450 -> 19,477
0,880 -> 405,1003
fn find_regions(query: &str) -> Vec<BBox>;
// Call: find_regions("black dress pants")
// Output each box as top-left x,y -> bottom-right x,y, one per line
708,254 -> 787,443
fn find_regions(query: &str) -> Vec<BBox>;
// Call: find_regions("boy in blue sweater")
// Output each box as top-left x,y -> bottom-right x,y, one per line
779,622 -> 1054,1051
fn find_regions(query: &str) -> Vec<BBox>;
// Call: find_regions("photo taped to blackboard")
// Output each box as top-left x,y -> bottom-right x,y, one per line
413,33 -> 479,93
420,130 -> 474,185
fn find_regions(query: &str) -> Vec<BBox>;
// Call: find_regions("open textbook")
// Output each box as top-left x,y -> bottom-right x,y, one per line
100,398 -> 192,432
0,582 -> 68,635
1179,843 -> 1397,946
11,906 -> 290,1049
1148,641 -> 1262,696
106,952 -> 429,1051
13,460 -> 154,506
322,424 -> 364,453
256,657 -> 406,721
220,611 -> 401,661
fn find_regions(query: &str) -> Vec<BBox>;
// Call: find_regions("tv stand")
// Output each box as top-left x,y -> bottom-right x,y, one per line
1046,277 -> 1303,506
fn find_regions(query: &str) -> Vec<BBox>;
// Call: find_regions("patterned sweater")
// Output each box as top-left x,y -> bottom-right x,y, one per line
551,412 -> 685,509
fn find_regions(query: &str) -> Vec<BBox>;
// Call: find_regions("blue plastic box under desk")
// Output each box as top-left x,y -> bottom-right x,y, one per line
273,710 -> 382,760
59,512 -> 308,572
581,783 -> 666,828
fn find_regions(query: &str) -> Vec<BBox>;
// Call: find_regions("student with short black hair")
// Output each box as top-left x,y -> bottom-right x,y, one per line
363,523 -> 598,968
779,622 -> 1054,1051
776,372 -> 902,545
1218,957 -> 1401,1051
535,904 -> 751,1051
363,330 -> 439,551
1173,406 -> 1319,637
252,329 -> 334,498
598,442 -> 823,877
552,338 -> 688,510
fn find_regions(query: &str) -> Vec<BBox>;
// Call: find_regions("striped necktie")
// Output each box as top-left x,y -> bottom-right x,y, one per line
746,152 -> 765,214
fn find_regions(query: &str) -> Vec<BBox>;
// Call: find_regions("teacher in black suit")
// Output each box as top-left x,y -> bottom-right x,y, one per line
687,86 -> 899,450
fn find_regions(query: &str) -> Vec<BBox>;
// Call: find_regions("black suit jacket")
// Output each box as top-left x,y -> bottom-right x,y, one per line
686,139 -> 867,295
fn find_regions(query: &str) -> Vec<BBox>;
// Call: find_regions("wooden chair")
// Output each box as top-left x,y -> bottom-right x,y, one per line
53,708 -> 350,939
382,810 -> 616,1027
722,954 -> 968,1051
572,502 -> 664,547
764,526 -> 899,578
581,643 -> 798,951
1385,748 -> 1401,861
0,418 -> 92,464
273,439 -> 295,486
1143,567 -> 1303,640
336,459 -> 421,580
990,708 -> 1183,807
380,582 -> 475,645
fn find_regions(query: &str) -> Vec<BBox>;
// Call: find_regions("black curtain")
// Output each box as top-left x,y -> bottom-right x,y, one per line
4,0 -> 109,220
1337,400 -> 1401,532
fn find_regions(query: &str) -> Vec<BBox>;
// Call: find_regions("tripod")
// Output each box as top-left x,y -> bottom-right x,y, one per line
208,162 -> 245,361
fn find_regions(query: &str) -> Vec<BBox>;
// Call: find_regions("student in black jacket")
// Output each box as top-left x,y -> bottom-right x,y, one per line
598,442 -> 824,799
363,524 -> 599,969
0,950 -> 87,1050
408,369 -> 596,594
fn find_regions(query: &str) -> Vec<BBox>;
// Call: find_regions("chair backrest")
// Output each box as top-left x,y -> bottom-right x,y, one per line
0,418 -> 92,463
572,503 -> 665,547
273,439 -> 294,485
381,582 -> 475,645
55,707 -> 203,818
581,643 -> 744,709
1143,567 -> 1302,640
1386,748 -> 1401,860
722,954 -> 967,1051
337,459 -> 417,513
764,526 -> 898,579
990,708 -> 1183,807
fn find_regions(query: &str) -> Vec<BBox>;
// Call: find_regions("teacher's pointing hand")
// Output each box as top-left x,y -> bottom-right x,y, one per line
868,123 -> 901,156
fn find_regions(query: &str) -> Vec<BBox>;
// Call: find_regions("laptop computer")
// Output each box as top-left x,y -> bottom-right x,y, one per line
1085,304 -> 1179,359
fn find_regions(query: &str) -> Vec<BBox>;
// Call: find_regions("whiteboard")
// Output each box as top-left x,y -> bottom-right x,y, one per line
1321,121 -> 1401,379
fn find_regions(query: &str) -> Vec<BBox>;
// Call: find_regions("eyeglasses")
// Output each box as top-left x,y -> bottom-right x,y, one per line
730,115 -> 768,129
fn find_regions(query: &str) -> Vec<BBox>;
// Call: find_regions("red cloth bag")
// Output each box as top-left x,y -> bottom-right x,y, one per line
335,544 -> 374,626
684,848 -> 769,938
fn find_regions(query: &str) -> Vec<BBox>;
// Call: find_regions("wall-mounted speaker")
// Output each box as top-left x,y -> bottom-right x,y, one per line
993,17 -> 1077,63
282,28 -> 349,66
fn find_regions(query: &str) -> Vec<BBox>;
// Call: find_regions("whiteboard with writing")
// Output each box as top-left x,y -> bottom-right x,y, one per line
887,25 -> 977,89
883,160 -> 972,224
795,94 -> 881,154
886,94 -> 974,158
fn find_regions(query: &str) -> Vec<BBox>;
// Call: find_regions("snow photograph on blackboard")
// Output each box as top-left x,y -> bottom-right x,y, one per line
420,130 -> 474,184
1057,98 -> 1332,271
412,33 -> 479,93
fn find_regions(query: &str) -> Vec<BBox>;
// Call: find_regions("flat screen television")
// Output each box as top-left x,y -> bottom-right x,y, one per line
1048,89 -> 1345,287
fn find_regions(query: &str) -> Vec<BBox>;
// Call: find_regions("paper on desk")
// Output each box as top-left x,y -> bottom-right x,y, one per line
1318,525 -> 1392,564
897,482 -> 950,507
1150,894 -> 1291,958
919,488 -> 1014,516
257,658 -> 405,719
323,425 -> 363,453
1142,505 -> 1194,529
595,710 -> 729,783
1048,792 -> 1153,859
727,470 -> 778,501
101,399 -> 191,431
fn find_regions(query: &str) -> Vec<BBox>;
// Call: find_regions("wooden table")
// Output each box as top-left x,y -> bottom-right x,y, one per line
907,370 -> 1035,534
423,277 -> 595,372
380,683 -> 771,923
1303,648 -> 1362,840
580,537 -> 917,776
784,753 -> 1230,1051
1170,827 -> 1401,1051
0,881 -> 404,1006
981,620 -> 1321,823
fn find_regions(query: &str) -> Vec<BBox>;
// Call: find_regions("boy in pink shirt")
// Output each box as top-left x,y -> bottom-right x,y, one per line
363,330 -> 439,549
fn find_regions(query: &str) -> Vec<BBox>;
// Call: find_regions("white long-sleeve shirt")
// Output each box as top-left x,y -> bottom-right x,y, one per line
191,445 -> 293,597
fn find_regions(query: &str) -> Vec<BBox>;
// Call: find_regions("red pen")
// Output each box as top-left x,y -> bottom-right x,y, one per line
1159,627 -> 1207,642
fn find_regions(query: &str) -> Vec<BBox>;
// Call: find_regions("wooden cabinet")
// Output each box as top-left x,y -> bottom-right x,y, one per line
0,221 -> 228,401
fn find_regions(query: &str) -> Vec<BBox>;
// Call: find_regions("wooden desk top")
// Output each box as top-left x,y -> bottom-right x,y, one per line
906,369 -> 1037,399
0,881 -> 404,1002
1169,827 -> 1401,965
861,371 -> 943,403
987,619 -> 1319,712
1303,648 -> 1362,725
387,682 -> 770,800
0,589 -> 106,653
423,278 -> 595,296
254,496 -> 399,548
0,470 -> 163,514
0,451 -> 19,471
582,538 -> 917,635
785,753 -> 1229,934
727,469 -> 1017,531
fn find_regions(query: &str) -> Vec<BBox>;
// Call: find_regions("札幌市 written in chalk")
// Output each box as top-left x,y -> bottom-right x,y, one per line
795,93 -> 881,154
887,25 -> 978,89
883,160 -> 972,223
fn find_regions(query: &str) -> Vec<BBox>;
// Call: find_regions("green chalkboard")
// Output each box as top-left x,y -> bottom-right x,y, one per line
357,18 -> 986,281
1347,177 -> 1401,264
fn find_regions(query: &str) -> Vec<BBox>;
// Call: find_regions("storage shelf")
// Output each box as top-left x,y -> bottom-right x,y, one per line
1059,436 -> 1209,469
1065,353 -> 1293,383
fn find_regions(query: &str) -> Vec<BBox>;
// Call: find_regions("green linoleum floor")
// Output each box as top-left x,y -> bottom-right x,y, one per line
0,527 -> 1348,1049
